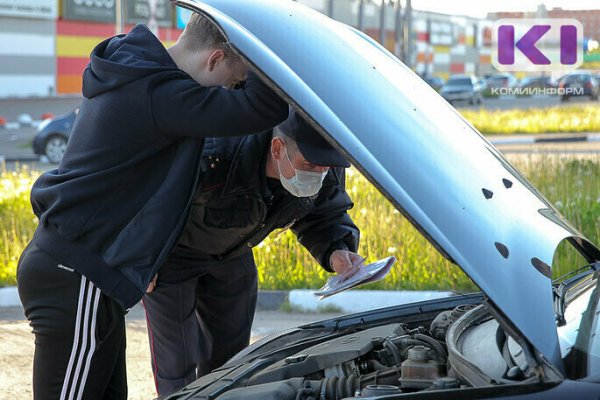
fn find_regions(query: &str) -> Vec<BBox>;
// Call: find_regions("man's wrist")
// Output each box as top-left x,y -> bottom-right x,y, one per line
324,242 -> 349,272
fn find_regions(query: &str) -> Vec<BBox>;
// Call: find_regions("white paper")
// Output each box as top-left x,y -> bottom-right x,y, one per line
314,256 -> 396,299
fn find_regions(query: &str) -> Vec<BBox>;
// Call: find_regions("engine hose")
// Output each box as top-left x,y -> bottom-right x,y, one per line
393,336 -> 427,350
366,359 -> 388,371
301,376 -> 360,400
384,338 -> 402,365
411,333 -> 447,359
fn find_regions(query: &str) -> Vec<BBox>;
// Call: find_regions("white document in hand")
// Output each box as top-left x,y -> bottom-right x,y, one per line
314,256 -> 396,299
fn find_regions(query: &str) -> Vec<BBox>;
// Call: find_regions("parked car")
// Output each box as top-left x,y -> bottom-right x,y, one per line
439,75 -> 483,104
164,1 -> 600,399
518,75 -> 557,89
485,73 -> 518,89
558,72 -> 599,101
422,76 -> 445,92
32,108 -> 77,164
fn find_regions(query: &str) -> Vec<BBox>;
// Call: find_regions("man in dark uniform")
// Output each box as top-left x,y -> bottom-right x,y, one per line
144,109 -> 362,396
17,13 -> 287,400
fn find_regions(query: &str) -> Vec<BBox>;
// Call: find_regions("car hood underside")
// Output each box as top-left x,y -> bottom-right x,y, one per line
175,0 -> 600,369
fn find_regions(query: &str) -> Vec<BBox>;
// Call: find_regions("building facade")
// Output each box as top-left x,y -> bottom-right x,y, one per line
0,0 -> 180,98
1,0 -> 498,99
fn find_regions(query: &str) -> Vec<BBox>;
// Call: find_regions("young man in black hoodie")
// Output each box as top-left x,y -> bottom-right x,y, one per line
16,13 -> 288,400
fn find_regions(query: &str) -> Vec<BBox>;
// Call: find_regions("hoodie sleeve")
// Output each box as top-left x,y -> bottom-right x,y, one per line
151,70 -> 288,139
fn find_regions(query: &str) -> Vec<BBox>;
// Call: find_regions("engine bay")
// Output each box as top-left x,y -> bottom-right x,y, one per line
170,302 -> 556,400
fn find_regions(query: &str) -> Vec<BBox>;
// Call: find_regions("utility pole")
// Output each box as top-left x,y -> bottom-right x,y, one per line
148,0 -> 159,36
327,0 -> 334,18
357,0 -> 365,31
115,0 -> 123,34
394,0 -> 403,60
379,0 -> 386,46
404,0 -> 413,68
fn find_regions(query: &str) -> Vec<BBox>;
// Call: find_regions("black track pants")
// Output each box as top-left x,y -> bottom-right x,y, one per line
17,242 -> 127,400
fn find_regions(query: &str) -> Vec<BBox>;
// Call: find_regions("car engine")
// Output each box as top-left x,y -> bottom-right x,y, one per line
179,303 -> 546,400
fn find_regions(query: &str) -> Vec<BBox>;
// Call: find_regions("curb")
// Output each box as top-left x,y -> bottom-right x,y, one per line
289,289 -> 455,313
256,290 -> 288,311
0,287 -> 290,311
0,155 -> 41,163
488,132 -> 600,146
0,287 -> 19,307
0,287 -> 291,310
0,118 -> 43,130
0,286 -> 455,313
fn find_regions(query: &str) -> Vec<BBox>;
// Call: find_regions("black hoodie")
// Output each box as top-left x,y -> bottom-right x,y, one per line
29,25 -> 287,309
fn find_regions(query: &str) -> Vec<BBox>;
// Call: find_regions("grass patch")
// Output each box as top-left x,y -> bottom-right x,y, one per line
459,106 -> 600,134
254,157 -> 599,292
1,157 -> 598,291
279,300 -> 343,314
0,164 -> 39,286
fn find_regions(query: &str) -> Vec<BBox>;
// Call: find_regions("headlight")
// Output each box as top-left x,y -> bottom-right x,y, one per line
36,118 -> 52,132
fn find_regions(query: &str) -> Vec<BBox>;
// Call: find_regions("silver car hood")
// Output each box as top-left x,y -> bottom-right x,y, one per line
176,0 -> 600,369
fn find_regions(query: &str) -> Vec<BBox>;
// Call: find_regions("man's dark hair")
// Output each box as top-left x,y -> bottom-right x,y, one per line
273,126 -> 298,152
181,13 -> 240,65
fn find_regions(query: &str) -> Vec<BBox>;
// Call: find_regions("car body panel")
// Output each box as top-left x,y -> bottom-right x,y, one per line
32,110 -> 76,157
558,73 -> 600,98
486,73 -> 518,88
440,75 -> 483,103
175,0 -> 600,369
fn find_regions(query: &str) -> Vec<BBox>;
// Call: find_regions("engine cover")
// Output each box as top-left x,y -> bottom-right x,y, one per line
249,324 -> 407,385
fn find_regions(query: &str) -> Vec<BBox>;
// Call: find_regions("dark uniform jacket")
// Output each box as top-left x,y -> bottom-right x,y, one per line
173,132 -> 360,271
28,25 -> 288,309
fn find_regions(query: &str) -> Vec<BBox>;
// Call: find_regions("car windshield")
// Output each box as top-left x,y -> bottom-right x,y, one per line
563,75 -> 588,83
557,269 -> 600,379
521,77 -> 541,84
446,78 -> 472,86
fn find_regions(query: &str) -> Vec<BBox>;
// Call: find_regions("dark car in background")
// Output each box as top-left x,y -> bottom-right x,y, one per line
485,73 -> 518,89
32,109 -> 77,164
164,1 -> 600,399
439,75 -> 483,105
518,75 -> 557,90
423,76 -> 445,92
558,72 -> 599,101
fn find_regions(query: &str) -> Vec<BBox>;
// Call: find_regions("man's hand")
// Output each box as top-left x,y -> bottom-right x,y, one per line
330,250 -> 364,277
146,274 -> 158,293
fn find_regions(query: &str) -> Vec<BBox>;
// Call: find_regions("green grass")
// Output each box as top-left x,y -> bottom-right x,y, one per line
254,157 -> 600,292
1,157 -> 598,291
460,106 -> 600,134
279,300 -> 343,314
0,164 -> 39,286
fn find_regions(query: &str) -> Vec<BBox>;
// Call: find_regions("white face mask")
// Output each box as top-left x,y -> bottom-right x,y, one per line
278,146 -> 327,197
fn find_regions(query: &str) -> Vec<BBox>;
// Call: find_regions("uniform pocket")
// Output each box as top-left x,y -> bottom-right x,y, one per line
203,207 -> 256,228
203,197 -> 262,229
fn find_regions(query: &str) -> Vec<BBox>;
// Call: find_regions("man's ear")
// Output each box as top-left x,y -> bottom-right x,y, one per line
271,137 -> 284,160
207,49 -> 225,71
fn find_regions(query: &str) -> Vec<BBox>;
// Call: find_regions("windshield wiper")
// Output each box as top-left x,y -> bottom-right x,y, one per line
553,283 -> 568,327
553,262 -> 599,326
552,261 -> 600,284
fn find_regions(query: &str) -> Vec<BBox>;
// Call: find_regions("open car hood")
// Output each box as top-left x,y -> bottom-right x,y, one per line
175,0 -> 600,369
